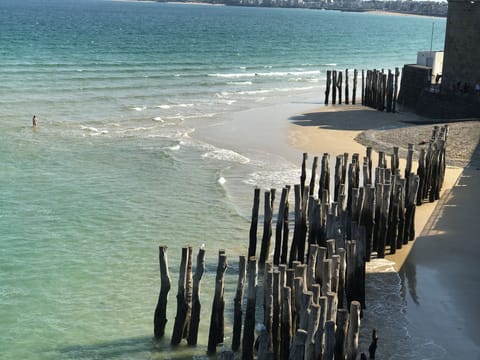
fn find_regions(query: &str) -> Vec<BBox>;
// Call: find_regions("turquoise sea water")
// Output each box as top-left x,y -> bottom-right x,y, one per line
0,1 -> 446,359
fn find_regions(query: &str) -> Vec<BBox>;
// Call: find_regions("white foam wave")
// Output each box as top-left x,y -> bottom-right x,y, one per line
131,105 -> 146,111
209,69 -> 320,79
276,86 -> 314,92
152,117 -> 164,122
217,176 -> 226,185
155,103 -> 194,109
237,89 -> 270,95
324,63 -> 337,66
227,81 -> 253,85
168,144 -> 181,151
245,168 -> 300,189
80,125 -> 109,135
202,149 -> 250,164
219,99 -> 237,105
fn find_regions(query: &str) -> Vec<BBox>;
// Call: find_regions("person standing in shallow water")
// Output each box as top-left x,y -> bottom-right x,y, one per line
32,115 -> 37,127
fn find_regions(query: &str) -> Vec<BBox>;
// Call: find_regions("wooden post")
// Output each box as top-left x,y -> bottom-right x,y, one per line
231,255 -> 247,351
324,320 -> 336,360
207,250 -> 228,354
361,69 -> 365,105
321,258 -> 332,296
352,69 -> 358,105
332,71 -> 337,105
242,257 -> 258,360
274,187 -> 288,265
272,270 -> 281,360
248,188 -> 260,259
393,67 -> 399,113
307,244 -> 319,290
306,303 -> 320,360
187,246 -> 206,345
281,189 -> 290,265
325,70 -> 332,105
258,325 -> 273,360
171,246 -> 191,345
314,296 -> 327,359
335,309 -> 349,360
264,269 -> 274,349
337,248 -> 346,309
346,301 -> 361,360
282,286 -> 293,360
337,71 -> 343,105
345,241 -> 356,308
260,189 -> 275,264
309,156 -> 319,197
154,245 -> 171,338
345,69 -> 350,105
289,329 -> 308,360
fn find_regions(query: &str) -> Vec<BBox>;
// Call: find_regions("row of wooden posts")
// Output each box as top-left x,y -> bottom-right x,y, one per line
153,125 -> 448,358
324,68 -> 400,113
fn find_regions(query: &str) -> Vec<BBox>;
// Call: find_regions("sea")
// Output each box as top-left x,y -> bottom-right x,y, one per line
0,1 -> 446,359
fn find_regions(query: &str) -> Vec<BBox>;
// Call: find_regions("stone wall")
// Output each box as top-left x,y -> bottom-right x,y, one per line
441,0 -> 480,92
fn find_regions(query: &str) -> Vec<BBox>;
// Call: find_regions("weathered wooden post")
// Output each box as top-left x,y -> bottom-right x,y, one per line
325,70 -> 332,105
306,303 -> 320,360
171,246 -> 192,345
207,250 -> 228,354
232,255 -> 247,352
282,286 -> 293,360
242,257 -> 258,360
393,67 -> 399,112
274,187 -> 288,265
335,309 -> 349,360
187,246 -> 206,345
324,320 -> 336,360
332,70 -> 337,105
337,71 -> 343,105
345,69 -> 350,105
289,329 -> 308,360
154,245 -> 171,338
281,188 -> 291,265
260,189 -> 275,264
346,301 -> 361,360
248,188 -> 261,259
361,69 -> 365,105
352,69 -> 358,105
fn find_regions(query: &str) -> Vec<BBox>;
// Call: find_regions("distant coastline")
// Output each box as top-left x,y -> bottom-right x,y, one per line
135,0 -> 448,18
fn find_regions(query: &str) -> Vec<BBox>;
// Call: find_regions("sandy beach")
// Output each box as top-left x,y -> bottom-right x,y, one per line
195,99 -> 480,357
287,103 -> 480,358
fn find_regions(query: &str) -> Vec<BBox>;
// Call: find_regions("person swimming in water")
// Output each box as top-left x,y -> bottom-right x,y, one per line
32,115 -> 38,127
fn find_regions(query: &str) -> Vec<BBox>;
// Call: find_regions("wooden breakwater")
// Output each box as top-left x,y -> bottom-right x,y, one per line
324,68 -> 400,113
152,125 -> 448,358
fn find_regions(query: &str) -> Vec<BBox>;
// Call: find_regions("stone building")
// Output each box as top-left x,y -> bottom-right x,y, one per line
398,0 -> 480,118
441,0 -> 480,93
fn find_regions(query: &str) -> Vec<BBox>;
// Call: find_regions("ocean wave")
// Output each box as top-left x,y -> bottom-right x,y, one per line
155,103 -> 194,109
202,149 -> 250,164
152,117 -> 164,122
245,168 -> 300,189
80,125 -> 109,135
227,81 -> 253,85
208,69 -> 321,79
217,176 -> 226,185
131,105 -> 146,112
166,144 -> 181,151
324,63 -> 337,66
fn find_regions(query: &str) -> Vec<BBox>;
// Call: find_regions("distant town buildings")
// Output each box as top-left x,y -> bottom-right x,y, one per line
189,0 -> 448,17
